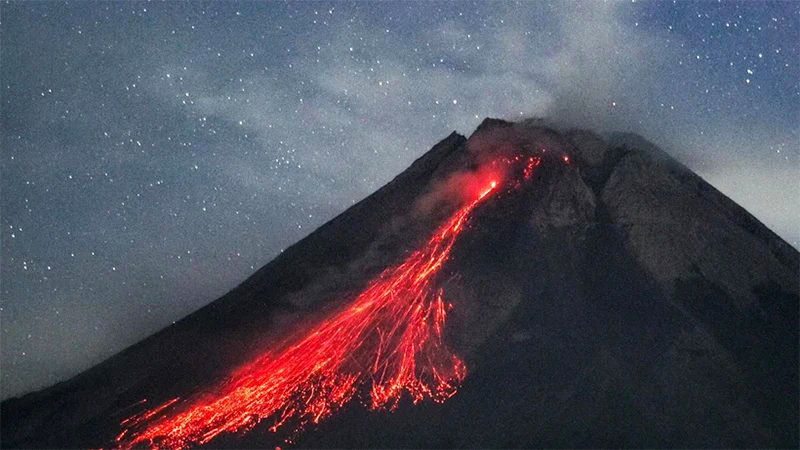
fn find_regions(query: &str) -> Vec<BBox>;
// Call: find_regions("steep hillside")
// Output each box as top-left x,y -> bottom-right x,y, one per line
2,119 -> 797,449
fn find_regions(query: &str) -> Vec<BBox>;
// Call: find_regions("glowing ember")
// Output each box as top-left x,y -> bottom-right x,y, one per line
523,157 -> 541,180
114,154 -> 547,450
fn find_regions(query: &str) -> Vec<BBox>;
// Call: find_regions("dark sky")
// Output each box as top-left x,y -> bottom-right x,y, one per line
1,1 -> 797,399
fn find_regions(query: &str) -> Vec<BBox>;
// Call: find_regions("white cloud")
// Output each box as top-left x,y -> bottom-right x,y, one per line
161,1 -> 797,244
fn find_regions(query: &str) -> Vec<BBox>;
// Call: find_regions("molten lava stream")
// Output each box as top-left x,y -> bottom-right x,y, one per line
115,179 -> 501,450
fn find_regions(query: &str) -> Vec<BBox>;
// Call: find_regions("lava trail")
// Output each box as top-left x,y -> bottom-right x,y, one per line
114,158 -> 537,449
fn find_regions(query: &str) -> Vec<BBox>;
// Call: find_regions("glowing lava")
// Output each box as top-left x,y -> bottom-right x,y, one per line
115,176 -> 504,450
112,149 -> 563,449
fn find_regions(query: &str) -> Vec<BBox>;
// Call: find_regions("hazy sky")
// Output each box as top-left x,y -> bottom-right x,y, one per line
1,1 -> 797,399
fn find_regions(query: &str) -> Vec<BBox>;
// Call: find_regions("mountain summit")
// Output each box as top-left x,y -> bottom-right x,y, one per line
2,119 -> 797,448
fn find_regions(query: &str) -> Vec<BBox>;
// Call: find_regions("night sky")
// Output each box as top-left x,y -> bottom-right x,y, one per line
1,1 -> 797,399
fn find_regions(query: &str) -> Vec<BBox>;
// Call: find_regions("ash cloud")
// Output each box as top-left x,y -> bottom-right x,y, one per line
413,164 -> 503,218
414,122 -> 566,219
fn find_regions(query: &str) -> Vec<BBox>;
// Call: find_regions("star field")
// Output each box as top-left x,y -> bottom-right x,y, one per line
1,1 -> 797,399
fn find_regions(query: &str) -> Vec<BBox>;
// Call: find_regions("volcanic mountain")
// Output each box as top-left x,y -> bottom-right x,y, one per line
2,118 -> 797,449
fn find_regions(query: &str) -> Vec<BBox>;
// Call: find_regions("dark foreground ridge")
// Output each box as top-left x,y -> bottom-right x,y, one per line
2,119 -> 797,448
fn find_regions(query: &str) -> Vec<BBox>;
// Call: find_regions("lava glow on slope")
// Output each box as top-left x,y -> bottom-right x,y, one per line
114,156 -> 542,450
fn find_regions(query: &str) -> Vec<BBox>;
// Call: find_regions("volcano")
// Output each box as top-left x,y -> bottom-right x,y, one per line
2,118 -> 797,449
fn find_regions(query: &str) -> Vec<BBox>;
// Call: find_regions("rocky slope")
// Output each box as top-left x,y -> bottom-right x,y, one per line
2,118 -> 797,448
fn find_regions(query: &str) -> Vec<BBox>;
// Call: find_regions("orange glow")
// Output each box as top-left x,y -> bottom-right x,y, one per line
114,156 -> 540,450
523,157 -> 541,180
479,180 -> 497,199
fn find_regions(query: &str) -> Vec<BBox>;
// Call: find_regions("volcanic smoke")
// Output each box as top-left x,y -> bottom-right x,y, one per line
114,155 -> 542,450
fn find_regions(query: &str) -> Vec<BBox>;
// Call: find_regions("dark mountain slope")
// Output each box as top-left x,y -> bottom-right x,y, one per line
2,119 -> 797,449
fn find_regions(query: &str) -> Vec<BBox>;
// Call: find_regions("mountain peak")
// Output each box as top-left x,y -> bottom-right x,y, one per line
474,117 -> 514,133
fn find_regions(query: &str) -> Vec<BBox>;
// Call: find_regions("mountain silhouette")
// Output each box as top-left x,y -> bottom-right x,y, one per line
2,118 -> 797,449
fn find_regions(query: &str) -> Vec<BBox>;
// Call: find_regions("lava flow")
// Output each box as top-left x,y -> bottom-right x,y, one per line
115,157 -> 541,450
